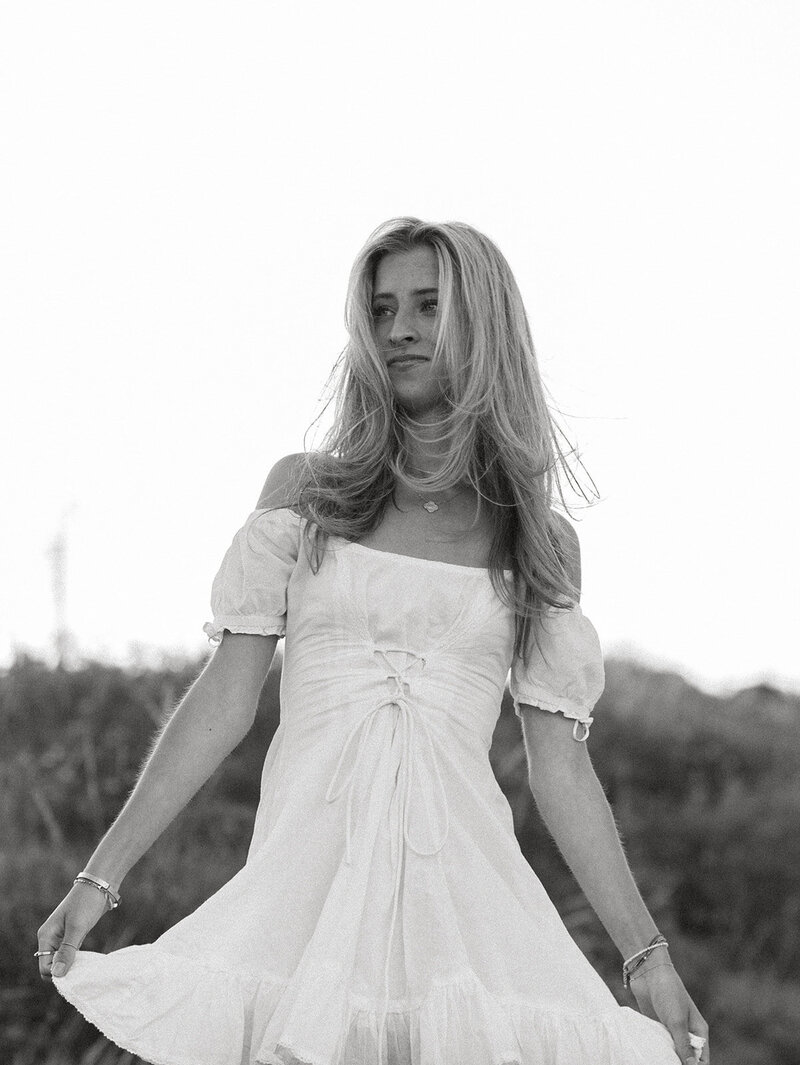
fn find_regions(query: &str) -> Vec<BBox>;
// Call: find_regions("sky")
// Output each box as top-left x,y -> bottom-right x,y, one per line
1,0 -> 798,696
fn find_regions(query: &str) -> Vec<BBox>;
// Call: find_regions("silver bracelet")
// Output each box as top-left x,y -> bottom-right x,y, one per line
622,934 -> 669,988
74,871 -> 121,910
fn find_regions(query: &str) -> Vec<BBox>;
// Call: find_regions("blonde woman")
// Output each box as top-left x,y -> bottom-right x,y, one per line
38,218 -> 709,1065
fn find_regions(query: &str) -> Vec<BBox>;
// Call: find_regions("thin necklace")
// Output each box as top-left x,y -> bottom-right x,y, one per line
402,474 -> 466,514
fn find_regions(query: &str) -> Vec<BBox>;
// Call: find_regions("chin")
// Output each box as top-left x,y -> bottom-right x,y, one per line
395,395 -> 447,418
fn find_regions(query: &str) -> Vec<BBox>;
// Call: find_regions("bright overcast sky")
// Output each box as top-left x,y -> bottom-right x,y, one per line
2,1 -> 798,696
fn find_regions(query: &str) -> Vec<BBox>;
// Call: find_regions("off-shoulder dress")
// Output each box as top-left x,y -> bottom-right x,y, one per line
54,506 -> 680,1065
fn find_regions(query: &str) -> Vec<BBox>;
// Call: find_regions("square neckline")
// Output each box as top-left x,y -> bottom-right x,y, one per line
263,508 -> 514,576
345,539 -> 514,576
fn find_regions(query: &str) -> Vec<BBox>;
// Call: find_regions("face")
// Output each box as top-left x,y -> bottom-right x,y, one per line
371,245 -> 450,416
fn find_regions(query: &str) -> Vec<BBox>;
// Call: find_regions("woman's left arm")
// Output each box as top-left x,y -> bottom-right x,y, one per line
519,705 -> 710,1065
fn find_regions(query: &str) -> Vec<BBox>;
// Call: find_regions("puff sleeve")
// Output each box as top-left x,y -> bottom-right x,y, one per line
202,507 -> 302,646
508,602 -> 605,741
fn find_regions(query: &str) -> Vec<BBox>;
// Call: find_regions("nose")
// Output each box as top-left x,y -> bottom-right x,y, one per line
388,307 -> 419,347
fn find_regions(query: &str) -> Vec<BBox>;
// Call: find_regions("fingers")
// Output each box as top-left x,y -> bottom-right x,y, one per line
37,911 -> 83,982
665,1013 -> 710,1065
661,1007 -> 695,1065
635,965 -> 709,1065
36,946 -> 57,982
690,1031 -> 710,1065
51,939 -> 79,979
688,1005 -> 710,1064
37,883 -> 110,982
36,914 -> 63,983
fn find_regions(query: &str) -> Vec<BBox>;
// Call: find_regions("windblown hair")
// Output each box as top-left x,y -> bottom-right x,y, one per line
270,216 -> 599,668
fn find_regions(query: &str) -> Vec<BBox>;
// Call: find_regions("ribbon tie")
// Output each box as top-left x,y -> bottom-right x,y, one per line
324,645 -> 450,1061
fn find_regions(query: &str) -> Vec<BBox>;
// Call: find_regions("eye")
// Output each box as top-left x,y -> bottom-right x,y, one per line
371,299 -> 438,319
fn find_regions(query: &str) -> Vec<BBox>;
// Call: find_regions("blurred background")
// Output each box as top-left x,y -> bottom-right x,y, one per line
1,1 -> 798,1062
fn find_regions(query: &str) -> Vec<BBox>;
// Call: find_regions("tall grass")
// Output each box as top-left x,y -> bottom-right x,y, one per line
1,651 -> 798,1065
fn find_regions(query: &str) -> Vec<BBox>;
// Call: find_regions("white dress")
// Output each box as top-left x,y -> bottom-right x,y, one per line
54,506 -> 680,1065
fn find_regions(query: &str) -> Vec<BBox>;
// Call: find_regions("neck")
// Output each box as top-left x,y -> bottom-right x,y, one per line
397,411 -> 450,480
397,448 -> 469,504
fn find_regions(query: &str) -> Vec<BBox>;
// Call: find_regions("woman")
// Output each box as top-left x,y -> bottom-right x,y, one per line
37,217 -> 709,1065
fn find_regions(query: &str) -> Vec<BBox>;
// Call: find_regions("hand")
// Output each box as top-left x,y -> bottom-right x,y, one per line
629,958 -> 710,1065
36,882 -> 110,981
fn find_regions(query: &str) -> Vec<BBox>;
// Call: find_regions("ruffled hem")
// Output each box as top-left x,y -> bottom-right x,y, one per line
54,947 -> 679,1065
203,618 -> 286,646
511,692 -> 594,740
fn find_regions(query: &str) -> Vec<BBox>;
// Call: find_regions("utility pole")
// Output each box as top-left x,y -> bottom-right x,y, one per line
47,503 -> 77,667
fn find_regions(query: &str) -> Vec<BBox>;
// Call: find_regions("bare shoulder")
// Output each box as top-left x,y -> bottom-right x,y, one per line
549,509 -> 580,551
549,509 -> 582,599
256,453 -> 308,510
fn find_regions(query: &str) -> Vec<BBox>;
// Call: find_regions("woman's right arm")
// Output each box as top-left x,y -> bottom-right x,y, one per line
38,630 -> 278,979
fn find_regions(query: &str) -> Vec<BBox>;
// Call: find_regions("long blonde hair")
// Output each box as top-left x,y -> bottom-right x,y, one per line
276,216 -> 599,667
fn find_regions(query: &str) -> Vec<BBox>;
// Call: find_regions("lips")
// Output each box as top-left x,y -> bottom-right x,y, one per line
388,356 -> 428,367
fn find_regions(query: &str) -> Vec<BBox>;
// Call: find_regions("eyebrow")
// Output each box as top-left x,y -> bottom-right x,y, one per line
372,287 -> 439,300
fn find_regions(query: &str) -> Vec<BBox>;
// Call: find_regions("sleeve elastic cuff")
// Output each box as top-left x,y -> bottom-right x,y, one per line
202,618 -> 286,646
511,692 -> 595,740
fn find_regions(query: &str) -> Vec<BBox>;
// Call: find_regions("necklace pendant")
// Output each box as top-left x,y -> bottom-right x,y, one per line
422,500 -> 439,513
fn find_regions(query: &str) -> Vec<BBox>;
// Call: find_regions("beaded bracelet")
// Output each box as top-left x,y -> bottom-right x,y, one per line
622,933 -> 669,988
73,871 -> 121,911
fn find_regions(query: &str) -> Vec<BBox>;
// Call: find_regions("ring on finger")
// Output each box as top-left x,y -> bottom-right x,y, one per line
34,950 -> 56,958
